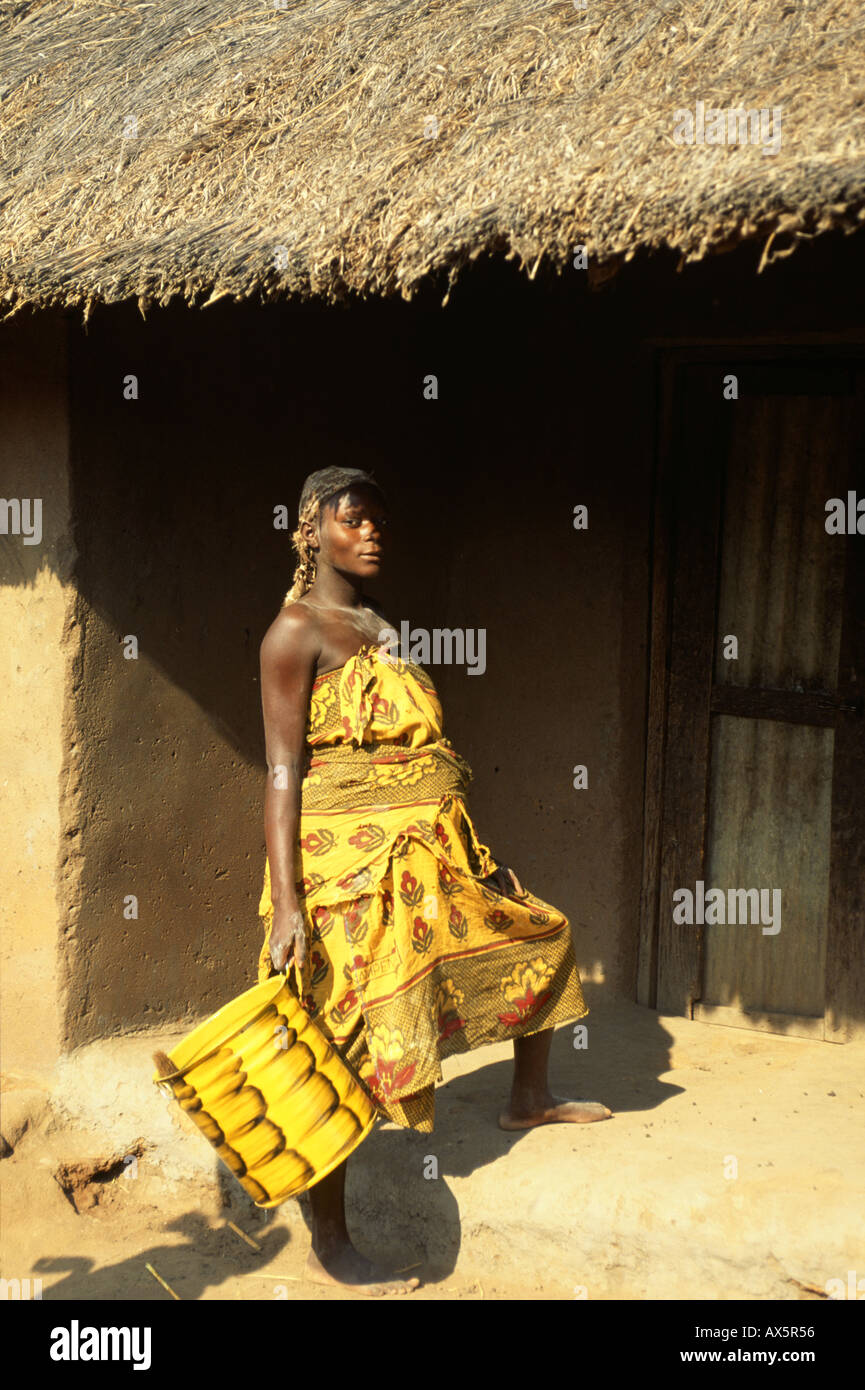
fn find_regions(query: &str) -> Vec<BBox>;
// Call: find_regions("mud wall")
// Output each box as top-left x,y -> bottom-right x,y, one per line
0,310 -> 74,1076
47,268 -> 650,1043
14,234 -> 861,1050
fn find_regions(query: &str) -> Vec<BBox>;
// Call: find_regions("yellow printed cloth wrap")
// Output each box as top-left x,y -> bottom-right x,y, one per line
257,642 -> 588,1132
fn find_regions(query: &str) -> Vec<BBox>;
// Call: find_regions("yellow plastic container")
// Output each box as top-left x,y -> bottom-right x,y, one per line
152,972 -> 378,1207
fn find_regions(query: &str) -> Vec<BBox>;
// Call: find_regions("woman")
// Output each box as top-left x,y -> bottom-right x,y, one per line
258,465 -> 611,1295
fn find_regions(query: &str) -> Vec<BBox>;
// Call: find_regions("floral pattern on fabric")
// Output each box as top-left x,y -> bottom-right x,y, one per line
257,643 -> 588,1133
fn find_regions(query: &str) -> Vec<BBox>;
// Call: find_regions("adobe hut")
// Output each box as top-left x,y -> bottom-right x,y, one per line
1,0 -> 863,1086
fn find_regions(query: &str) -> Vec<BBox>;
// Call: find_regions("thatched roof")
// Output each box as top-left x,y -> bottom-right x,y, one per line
1,0 -> 864,318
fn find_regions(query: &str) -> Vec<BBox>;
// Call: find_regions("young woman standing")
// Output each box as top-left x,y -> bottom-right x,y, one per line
258,465 -> 611,1295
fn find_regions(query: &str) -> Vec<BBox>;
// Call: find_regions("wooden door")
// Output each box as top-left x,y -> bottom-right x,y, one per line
639,355 -> 865,1041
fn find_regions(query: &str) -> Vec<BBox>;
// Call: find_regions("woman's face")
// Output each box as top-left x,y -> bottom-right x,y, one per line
317,485 -> 389,579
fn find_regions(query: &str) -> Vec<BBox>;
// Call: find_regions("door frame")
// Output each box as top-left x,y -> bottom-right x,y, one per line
637,344 -> 865,1041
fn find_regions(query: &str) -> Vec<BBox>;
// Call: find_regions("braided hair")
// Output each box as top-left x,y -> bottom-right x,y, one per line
282,466 -> 386,607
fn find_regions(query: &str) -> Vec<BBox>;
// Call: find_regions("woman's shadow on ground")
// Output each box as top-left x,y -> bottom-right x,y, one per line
31,993 -> 677,1296
31,1211 -> 291,1301
296,990 -> 680,1282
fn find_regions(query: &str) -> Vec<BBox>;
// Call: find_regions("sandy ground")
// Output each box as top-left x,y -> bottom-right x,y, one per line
0,1097 -> 563,1301
3,992 -> 864,1302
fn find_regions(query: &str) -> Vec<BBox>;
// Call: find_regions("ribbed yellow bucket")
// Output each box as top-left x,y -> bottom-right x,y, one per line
152,972 -> 378,1207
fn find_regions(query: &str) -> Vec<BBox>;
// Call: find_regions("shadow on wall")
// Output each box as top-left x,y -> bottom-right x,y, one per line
7,233 -> 862,1044
3,256 -> 656,1040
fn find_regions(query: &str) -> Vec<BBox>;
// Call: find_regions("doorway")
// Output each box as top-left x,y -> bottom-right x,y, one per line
639,351 -> 865,1041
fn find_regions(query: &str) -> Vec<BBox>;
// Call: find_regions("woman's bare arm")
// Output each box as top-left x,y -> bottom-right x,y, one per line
260,607 -> 320,971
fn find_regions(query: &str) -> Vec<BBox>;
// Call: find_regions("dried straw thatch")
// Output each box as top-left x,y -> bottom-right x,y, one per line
1,0 -> 863,319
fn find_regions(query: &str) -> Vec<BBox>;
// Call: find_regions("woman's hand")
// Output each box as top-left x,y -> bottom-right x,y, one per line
482,861 -> 527,899
268,899 -> 308,974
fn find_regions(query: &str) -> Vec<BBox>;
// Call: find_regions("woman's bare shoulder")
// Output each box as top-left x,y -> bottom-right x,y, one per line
260,601 -> 321,667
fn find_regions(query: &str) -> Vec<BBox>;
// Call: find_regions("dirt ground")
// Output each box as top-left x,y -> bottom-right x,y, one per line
3,994 -> 864,1302
0,1102 -> 568,1301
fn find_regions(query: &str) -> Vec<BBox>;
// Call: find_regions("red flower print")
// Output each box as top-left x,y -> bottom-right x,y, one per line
330,988 -> 359,1024
311,905 -> 334,937
438,863 -> 461,897
370,694 -> 397,724
295,874 -> 322,898
299,828 -> 335,856
336,867 -> 373,892
363,1024 -> 418,1102
485,908 -> 513,931
310,950 -> 328,987
411,916 -> 433,954
447,906 -> 468,940
437,1013 -> 465,1040
343,903 -> 369,944
348,824 -> 386,852
399,870 -> 424,909
366,1060 -> 417,1101
497,960 -> 555,1027
406,820 -> 435,845
497,987 -> 552,1027
432,980 -> 466,1041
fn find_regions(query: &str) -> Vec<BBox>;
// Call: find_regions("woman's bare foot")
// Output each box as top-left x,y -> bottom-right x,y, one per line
498,1094 -> 612,1130
305,1243 -> 421,1296
305,1158 -> 419,1295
